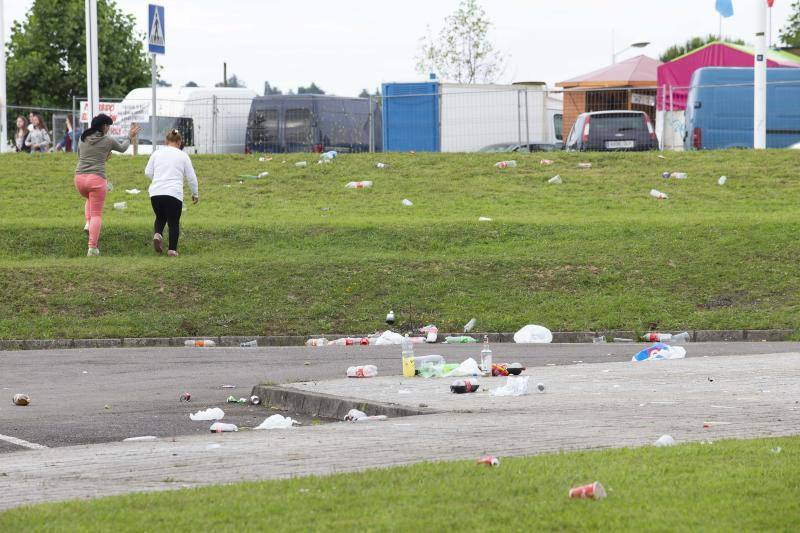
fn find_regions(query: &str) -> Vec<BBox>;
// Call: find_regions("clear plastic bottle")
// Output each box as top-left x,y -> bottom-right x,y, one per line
386,310 -> 395,325
494,160 -> 517,169
185,339 -> 216,347
480,335 -> 493,375
401,336 -> 415,378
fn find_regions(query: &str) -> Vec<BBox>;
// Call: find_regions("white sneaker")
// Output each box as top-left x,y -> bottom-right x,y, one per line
87,247 -> 100,257
83,222 -> 90,234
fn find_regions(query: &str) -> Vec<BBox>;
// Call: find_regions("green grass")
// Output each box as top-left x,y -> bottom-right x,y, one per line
1,436 -> 797,531
2,149 -> 800,339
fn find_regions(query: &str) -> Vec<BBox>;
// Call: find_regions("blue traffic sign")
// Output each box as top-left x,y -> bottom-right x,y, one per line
148,4 -> 165,55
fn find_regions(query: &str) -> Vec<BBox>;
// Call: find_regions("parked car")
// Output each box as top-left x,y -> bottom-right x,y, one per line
478,142 -> 562,153
565,110 -> 658,151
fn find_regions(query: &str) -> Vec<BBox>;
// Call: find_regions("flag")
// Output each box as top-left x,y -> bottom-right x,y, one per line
716,0 -> 734,17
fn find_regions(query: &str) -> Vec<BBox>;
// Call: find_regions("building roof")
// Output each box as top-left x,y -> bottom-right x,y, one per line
557,55 -> 660,88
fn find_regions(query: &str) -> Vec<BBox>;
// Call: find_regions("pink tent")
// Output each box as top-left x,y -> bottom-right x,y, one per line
657,41 -> 800,110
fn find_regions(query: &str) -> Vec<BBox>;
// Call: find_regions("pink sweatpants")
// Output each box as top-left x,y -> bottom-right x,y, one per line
74,174 -> 107,248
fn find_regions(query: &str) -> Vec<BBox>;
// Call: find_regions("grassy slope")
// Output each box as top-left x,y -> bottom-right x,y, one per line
1,150 -> 799,339
0,437 -> 797,531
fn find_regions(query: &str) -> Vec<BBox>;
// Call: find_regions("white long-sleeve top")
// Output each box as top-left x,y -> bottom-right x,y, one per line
145,146 -> 199,202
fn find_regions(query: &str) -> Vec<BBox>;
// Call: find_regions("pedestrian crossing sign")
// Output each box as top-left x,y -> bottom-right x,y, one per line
148,4 -> 165,54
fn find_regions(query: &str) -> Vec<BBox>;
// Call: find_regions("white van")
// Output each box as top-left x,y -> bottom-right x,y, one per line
117,87 -> 257,154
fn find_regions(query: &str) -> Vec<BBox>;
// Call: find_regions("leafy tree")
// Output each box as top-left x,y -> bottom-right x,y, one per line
184,81 -> 199,88
358,88 -> 370,98
5,0 -> 150,107
215,75 -> 246,88
416,0 -> 505,83
780,1 -> 800,48
157,79 -> 171,87
263,81 -> 282,95
297,82 -> 325,95
659,34 -> 745,63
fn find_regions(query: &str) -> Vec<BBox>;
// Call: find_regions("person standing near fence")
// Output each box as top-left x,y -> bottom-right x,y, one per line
25,113 -> 51,153
145,129 -> 199,257
74,114 -> 140,257
14,116 -> 30,153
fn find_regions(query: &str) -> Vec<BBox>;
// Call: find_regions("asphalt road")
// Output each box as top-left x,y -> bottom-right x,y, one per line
1,342 -> 798,453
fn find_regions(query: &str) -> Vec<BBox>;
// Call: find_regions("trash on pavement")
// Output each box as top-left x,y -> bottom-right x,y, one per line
492,363 -> 510,376
345,408 -> 388,422
240,340 -> 258,347
401,336 -> 416,378
250,395 -> 261,405
345,180 -> 373,189
444,335 -> 477,344
184,339 -> 216,347
577,162 -> 592,169
718,176 -> 727,185
12,394 -> 30,406
189,407 -> 225,421
463,318 -> 477,333
613,337 -> 634,343
329,337 -> 370,346
113,202 -> 127,210
593,335 -> 607,344
478,216 -> 493,222
179,392 -> 191,402
448,357 -> 482,377
539,159 -> 554,165
491,376 -> 530,396
513,324 -> 553,344
632,343 -> 687,362
569,481 -> 606,500
402,198 -> 414,206
547,175 -> 562,184
220,384 -> 236,389
450,378 -> 480,394
305,338 -> 329,347
419,324 -> 439,343
477,455 -> 500,467
375,330 -> 404,345
671,331 -> 691,343
655,434 -> 676,447
125,188 -> 141,195
254,414 -> 299,429
641,332 -> 673,342
123,436 -> 158,442
210,422 -> 238,433
536,382 -> 545,393
494,160 -> 517,169
346,365 -> 378,378
650,189 -> 668,200
413,354 -> 445,367
508,362 -> 526,375
227,396 -> 246,404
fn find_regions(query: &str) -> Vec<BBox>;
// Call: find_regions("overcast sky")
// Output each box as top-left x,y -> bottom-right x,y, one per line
3,0 -> 796,96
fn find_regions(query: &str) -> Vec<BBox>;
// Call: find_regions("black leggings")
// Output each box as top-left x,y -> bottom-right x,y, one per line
151,195 -> 183,251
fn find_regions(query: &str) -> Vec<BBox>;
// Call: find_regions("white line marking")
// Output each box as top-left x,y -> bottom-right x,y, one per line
0,433 -> 48,450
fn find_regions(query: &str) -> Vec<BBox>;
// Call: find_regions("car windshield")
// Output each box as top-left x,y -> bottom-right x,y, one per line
592,114 -> 645,134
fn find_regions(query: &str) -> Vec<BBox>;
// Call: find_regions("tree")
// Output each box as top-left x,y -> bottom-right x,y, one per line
157,79 -> 172,87
263,81 -> 282,95
358,88 -> 370,98
6,0 -> 150,107
215,75 -> 246,88
185,81 -> 199,88
659,34 -> 745,63
297,82 -> 325,95
416,0 -> 505,84
780,1 -> 800,48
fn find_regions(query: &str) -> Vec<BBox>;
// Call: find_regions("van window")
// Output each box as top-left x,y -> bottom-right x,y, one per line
252,109 -> 278,146
136,117 -> 194,147
554,114 -> 563,141
592,113 -> 646,136
285,108 -> 312,147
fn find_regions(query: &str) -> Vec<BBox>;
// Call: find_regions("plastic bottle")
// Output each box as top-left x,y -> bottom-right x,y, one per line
547,175 -> 562,184
209,422 -> 238,433
718,176 -> 727,185
445,335 -> 477,344
494,160 -> 517,169
401,336 -> 415,378
642,332 -> 672,342
305,338 -> 328,347
592,335 -> 607,344
240,340 -> 258,347
295,161 -> 308,167
320,150 -> 337,161
480,335 -> 493,375
113,202 -> 127,210
671,331 -> 691,343
463,318 -> 476,333
670,172 -> 688,179
374,162 -> 389,169
345,181 -> 373,189
650,189 -> 668,200
185,339 -> 216,347
386,310 -> 395,325
346,365 -> 378,378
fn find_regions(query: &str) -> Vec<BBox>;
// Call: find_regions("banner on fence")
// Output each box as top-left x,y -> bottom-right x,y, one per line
79,101 -> 149,136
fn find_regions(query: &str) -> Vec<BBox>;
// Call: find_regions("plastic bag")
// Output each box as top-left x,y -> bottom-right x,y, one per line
255,414 -> 298,430
444,357 -> 482,377
513,325 -> 553,344
374,330 -> 404,346
189,407 -> 224,421
632,343 -> 687,362
491,376 -> 530,396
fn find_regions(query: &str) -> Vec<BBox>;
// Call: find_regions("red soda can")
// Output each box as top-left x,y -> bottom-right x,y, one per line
569,481 -> 606,500
179,392 -> 191,402
359,337 -> 369,345
476,455 -> 500,467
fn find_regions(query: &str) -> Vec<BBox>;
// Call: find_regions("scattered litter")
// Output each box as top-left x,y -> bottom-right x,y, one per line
184,339 -> 216,347
412,354 -> 445,367
513,324 -> 553,344
632,343 -> 686,362
125,189 -> 141,195
655,434 -> 676,447
210,422 -> 238,433
107,181 -> 114,191
577,162 -> 592,169
375,330 -> 403,345
12,394 -> 30,406
494,160 -> 517,169
478,216 -> 493,222
344,409 -> 387,422
670,172 -> 688,179
592,335 -> 607,344
672,332 -> 691,343
304,361 -> 311,366
718,176 -> 727,185
463,318 -> 477,333
104,404 -> 111,410
345,181 -> 373,189
613,337 -> 633,343
82,370 -> 88,374
179,392 -> 191,402
123,436 -> 158,442
708,377 -> 715,382
700,440 -> 714,445
258,171 -> 269,178
547,175 -> 562,185
641,332 -> 673,342
374,162 -> 389,169
250,395 -> 261,405
317,159 -> 332,165
491,376 -> 529,396
320,150 -> 338,161
258,156 -> 273,162
295,161 -> 308,167
536,382 -> 545,393
662,171 -> 670,178
771,447 -> 782,455
444,335 -> 477,344
569,481 -> 606,500
329,337 -> 370,346
450,378 -> 480,394
650,189 -> 668,200
220,385 -> 236,389
240,340 -> 258,347
402,198 -> 414,206
346,365 -> 378,378
305,338 -> 329,347
113,202 -> 127,210
420,324 -> 439,343
476,455 -> 500,467
227,396 -> 246,404
189,407 -> 224,421
254,414 -> 299,430
657,155 -> 666,159
539,159 -> 554,165
507,363 -> 525,375
448,358 -> 482,377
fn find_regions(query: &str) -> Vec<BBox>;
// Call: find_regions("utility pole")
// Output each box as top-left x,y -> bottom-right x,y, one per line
85,0 -> 100,120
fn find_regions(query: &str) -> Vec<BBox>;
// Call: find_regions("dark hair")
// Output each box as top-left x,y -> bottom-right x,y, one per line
80,114 -> 114,142
30,112 -> 45,130
166,128 -> 182,145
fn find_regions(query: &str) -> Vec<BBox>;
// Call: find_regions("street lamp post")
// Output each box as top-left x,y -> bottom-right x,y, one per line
0,0 -> 7,153
612,41 -> 650,64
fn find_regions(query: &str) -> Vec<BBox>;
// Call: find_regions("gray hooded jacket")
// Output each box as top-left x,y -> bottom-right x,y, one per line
75,133 -> 130,179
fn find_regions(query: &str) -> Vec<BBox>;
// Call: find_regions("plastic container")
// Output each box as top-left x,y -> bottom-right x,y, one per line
240,340 -> 258,347
185,339 -> 216,347
650,189 -> 668,200
374,162 -> 389,169
547,175 -> 562,184
401,336 -> 415,378
718,176 -> 727,185
670,172 -> 688,179
412,354 -> 445,367
642,332 -> 672,342
463,318 -> 476,332
347,365 -> 378,378
305,338 -> 328,347
494,160 -> 517,169
209,422 -> 238,433
113,202 -> 127,210
450,379 -> 480,393
295,161 -> 308,167
345,181 -> 373,189
480,335 -> 493,375
320,150 -> 337,161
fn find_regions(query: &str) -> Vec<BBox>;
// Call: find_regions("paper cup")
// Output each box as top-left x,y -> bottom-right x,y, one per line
569,481 -> 606,499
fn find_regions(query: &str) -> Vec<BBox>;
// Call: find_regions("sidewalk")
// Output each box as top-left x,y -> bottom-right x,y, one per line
0,352 -> 798,511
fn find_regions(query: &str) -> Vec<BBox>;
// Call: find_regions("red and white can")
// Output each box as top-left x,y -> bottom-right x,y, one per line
569,481 -> 606,499
476,455 -> 500,467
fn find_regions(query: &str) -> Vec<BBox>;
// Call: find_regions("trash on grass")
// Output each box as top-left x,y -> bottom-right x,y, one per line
670,172 -> 688,179
189,407 -> 224,421
450,378 -> 480,394
320,150 -> 338,161
494,160 -> 517,169
569,481 -> 606,500
255,414 -> 299,430
125,188 -> 141,195
491,375 -> 530,396
477,455 -> 500,467
718,176 -> 727,185
513,324 -> 553,344
258,156 -> 273,162
345,181 -> 373,189
345,408 -> 388,422
123,436 -> 158,442
655,434 -> 676,447
210,422 -> 238,433
577,162 -> 592,169
374,162 -> 389,169
650,189 -> 668,200
346,365 -> 378,378
295,161 -> 308,167
547,175 -> 562,184
12,394 -> 30,406
539,159 -> 554,165
771,446 -> 782,455
402,198 -> 414,206
463,318 -> 476,333
632,343 -> 687,362
478,216 -> 493,222
113,202 -> 127,210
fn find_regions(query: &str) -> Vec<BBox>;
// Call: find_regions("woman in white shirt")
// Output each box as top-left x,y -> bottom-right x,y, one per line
144,129 -> 199,256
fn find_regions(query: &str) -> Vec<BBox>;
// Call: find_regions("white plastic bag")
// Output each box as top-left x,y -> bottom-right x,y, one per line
254,414 -> 299,430
655,434 -> 676,447
513,325 -> 553,344
632,343 -> 687,362
189,407 -> 224,421
491,376 -> 530,396
374,330 -> 404,345
444,357 -> 482,377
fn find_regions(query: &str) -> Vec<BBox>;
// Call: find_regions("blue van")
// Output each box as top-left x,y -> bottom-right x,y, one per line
684,67 -> 800,150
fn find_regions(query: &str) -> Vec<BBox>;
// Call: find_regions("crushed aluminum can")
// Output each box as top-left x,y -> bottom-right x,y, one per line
250,395 -> 261,405
179,392 -> 191,402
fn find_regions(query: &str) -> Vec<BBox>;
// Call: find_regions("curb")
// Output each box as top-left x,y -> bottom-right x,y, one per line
251,384 -> 437,420
0,329 -> 795,351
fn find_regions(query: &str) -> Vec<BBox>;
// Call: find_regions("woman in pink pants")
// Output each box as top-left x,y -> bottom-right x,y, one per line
74,115 -> 140,256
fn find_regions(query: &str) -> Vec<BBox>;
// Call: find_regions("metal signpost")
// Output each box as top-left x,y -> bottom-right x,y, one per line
148,4 -> 165,151
85,0 -> 100,122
